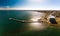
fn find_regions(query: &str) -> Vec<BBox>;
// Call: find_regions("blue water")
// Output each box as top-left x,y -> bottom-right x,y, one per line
0,10 -> 60,36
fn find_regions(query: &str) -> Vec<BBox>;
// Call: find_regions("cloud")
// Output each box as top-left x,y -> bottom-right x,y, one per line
14,0 -> 48,8
28,0 -> 48,4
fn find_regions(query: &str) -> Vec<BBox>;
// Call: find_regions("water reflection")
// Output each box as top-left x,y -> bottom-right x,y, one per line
27,11 -> 48,31
8,11 -> 48,31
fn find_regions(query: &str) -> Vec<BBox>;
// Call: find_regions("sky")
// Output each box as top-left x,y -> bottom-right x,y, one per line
0,0 -> 60,10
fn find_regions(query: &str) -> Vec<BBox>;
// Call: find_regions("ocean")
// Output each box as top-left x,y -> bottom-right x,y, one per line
0,10 -> 60,36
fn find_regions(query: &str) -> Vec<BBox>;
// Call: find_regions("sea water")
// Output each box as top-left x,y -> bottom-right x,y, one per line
0,10 -> 60,36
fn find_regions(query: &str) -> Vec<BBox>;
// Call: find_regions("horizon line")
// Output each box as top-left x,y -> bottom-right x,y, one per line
0,8 -> 60,10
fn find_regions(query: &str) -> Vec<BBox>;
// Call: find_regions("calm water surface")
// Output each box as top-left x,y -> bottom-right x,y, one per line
0,10 -> 60,36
